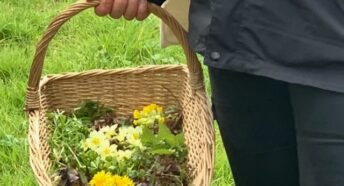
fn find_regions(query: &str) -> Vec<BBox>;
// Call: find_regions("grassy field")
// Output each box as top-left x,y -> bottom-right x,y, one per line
0,0 -> 234,185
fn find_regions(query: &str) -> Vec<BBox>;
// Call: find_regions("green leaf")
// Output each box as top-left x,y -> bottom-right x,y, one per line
157,123 -> 178,147
141,126 -> 155,145
175,133 -> 185,146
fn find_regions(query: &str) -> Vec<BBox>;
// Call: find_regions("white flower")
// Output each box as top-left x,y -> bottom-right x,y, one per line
116,150 -> 133,161
110,124 -> 118,131
126,126 -> 144,149
81,140 -> 90,151
115,127 -> 131,142
100,125 -> 118,140
97,144 -> 118,160
99,126 -> 110,133
127,138 -> 145,150
85,131 -> 108,151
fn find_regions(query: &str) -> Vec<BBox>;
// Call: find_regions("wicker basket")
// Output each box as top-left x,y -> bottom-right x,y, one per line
26,1 -> 215,185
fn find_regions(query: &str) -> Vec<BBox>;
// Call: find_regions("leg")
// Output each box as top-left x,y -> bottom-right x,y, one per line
289,84 -> 344,186
209,67 -> 299,186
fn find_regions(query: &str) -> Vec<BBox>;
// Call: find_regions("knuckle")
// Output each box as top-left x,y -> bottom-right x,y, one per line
117,0 -> 127,7
95,7 -> 107,16
95,0 -> 113,16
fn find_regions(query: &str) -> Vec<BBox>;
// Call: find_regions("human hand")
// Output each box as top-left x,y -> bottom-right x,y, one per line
95,0 -> 150,21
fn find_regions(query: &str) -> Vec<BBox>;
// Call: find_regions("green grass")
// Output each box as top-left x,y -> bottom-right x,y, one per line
0,0 -> 234,185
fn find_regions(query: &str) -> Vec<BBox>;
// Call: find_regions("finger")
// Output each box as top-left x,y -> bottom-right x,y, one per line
110,0 -> 128,19
136,0 -> 150,21
124,0 -> 140,20
95,0 -> 114,16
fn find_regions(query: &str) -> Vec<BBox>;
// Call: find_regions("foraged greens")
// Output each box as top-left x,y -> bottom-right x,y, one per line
48,100 -> 190,186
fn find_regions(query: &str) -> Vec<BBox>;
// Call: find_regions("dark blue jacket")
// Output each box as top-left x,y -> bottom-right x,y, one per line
156,0 -> 344,93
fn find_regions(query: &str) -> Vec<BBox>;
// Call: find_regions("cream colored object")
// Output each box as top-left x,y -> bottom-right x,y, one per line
161,0 -> 190,47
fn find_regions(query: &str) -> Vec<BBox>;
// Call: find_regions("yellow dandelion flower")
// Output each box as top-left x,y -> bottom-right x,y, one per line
113,175 -> 135,186
112,174 -> 122,183
89,171 -> 115,186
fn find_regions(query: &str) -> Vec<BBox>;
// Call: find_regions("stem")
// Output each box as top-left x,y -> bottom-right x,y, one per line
66,144 -> 83,168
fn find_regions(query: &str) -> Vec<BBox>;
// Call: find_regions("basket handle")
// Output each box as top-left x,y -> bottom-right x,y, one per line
26,0 -> 204,111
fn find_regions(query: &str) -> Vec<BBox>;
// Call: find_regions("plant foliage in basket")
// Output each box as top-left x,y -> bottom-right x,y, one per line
49,100 -> 191,186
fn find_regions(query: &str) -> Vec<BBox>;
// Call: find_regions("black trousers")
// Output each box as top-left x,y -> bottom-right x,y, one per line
209,67 -> 344,186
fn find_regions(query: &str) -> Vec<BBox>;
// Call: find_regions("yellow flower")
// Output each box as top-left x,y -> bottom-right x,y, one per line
109,124 -> 118,131
143,104 -> 156,114
90,171 -> 135,186
100,126 -> 110,133
105,131 -> 116,140
85,131 -> 108,151
133,132 -> 140,140
125,126 -> 142,147
133,110 -> 141,119
113,175 -> 135,186
127,134 -> 143,148
158,116 -> 165,124
129,139 -> 144,150
89,171 -> 115,186
81,140 -> 90,151
116,126 -> 140,142
116,150 -> 133,161
133,104 -> 165,126
97,144 -> 117,159
100,125 -> 118,140
129,126 -> 141,135
133,120 -> 139,126
115,127 -> 130,142
134,118 -> 151,127
157,106 -> 163,114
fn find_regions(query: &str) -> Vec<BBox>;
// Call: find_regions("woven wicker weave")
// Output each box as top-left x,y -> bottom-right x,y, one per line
26,1 -> 215,185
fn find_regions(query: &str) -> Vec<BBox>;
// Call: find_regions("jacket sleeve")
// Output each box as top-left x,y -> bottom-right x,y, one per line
148,0 -> 166,6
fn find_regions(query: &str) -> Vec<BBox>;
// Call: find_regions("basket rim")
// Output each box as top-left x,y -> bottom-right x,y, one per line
39,64 -> 189,89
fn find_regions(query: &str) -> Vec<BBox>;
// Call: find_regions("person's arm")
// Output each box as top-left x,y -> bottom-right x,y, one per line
95,0 -> 166,21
